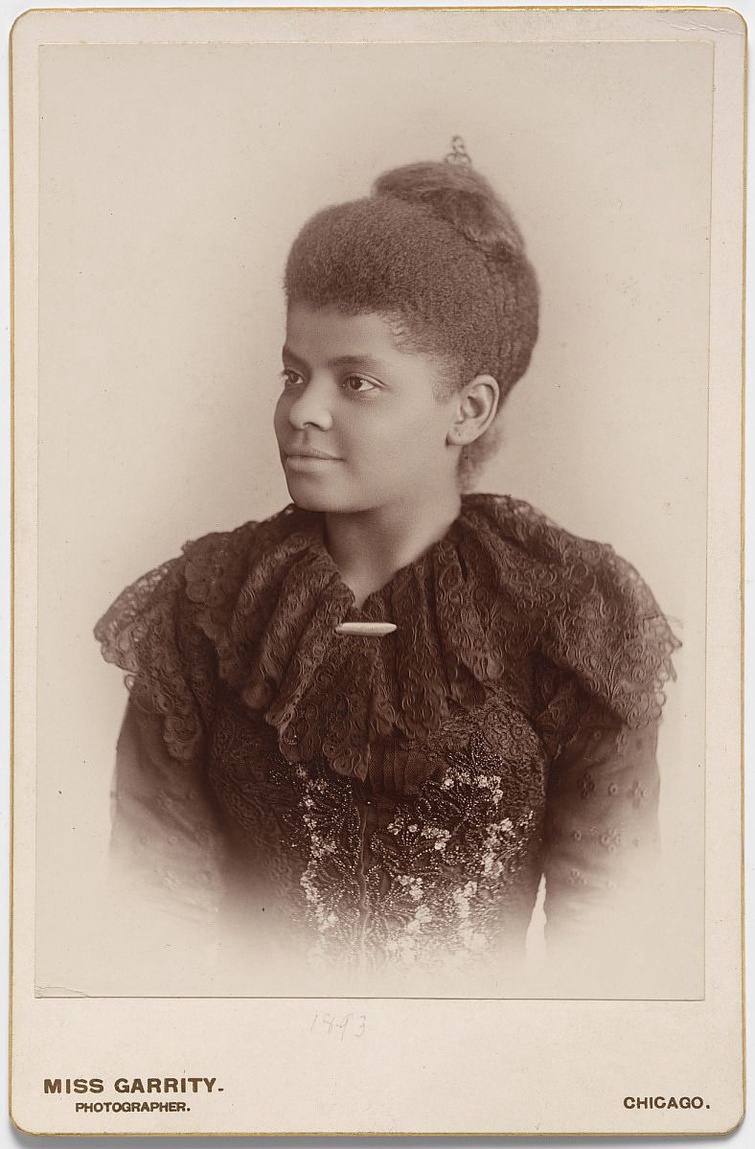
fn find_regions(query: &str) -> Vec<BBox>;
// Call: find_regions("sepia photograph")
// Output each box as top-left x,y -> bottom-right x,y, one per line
9,4 -> 744,1136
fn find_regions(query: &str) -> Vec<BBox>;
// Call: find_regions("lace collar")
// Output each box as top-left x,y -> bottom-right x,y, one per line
181,493 -> 679,782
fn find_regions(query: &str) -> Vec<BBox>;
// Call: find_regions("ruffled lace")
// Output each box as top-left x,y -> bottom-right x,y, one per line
94,555 -> 207,764
95,494 -> 679,781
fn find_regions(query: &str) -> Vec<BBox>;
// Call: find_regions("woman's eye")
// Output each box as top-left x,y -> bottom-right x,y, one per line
343,375 -> 378,395
280,368 -> 303,389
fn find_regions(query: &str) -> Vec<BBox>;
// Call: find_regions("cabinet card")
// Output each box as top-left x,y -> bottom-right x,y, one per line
9,4 -> 745,1136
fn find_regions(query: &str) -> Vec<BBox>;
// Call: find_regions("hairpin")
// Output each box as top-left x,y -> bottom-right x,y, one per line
444,136 -> 472,166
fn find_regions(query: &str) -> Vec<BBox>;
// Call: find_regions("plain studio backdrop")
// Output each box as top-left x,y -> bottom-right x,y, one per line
35,38 -> 709,996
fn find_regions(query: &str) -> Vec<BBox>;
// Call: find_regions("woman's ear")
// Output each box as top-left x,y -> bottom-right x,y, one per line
446,374 -> 500,445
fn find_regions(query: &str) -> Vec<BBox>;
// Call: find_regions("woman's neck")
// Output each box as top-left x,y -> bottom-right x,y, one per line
324,488 -> 463,610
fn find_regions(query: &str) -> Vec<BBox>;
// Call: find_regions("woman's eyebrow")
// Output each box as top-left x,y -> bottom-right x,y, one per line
282,348 -> 388,372
328,354 -> 385,371
281,346 -> 307,369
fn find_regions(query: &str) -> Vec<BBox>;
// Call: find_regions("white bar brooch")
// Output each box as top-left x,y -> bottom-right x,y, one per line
334,622 -> 397,637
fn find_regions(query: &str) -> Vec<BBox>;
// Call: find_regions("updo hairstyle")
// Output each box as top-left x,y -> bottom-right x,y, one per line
284,157 -> 539,488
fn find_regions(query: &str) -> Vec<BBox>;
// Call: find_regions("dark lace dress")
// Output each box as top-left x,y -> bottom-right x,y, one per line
95,493 -> 679,975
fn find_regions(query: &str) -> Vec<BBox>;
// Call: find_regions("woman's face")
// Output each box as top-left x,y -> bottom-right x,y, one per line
275,304 -> 463,515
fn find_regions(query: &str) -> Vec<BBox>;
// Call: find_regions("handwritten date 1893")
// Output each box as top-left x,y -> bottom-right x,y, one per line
309,1012 -> 367,1040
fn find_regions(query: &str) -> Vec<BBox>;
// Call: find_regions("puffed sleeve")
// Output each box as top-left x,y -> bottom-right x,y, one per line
537,671 -> 662,948
527,530 -> 680,954
109,698 -> 229,922
95,552 -> 229,921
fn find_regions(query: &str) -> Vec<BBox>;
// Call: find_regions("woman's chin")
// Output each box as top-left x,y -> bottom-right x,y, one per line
290,493 -> 329,512
285,480 -> 340,513
283,471 -> 374,515
288,489 -> 366,515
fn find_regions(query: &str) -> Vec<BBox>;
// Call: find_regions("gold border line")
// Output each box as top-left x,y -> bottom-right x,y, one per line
739,10 -> 748,1130
7,9 -> 16,1134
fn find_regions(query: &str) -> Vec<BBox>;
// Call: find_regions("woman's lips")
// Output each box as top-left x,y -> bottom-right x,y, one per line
284,450 -> 342,470
286,448 -> 339,459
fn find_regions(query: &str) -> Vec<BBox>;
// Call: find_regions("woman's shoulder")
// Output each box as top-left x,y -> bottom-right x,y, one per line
93,506 -> 314,762
462,492 -> 680,728
94,506 -> 306,671
463,491 -> 664,611
463,491 -> 624,567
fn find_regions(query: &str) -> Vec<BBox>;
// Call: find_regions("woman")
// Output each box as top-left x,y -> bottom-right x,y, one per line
95,146 -> 679,987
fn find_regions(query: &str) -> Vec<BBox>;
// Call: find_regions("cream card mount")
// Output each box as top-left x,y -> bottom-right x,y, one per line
9,5 -> 745,1137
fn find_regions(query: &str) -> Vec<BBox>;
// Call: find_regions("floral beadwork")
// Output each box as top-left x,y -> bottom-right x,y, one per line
242,702 -> 550,968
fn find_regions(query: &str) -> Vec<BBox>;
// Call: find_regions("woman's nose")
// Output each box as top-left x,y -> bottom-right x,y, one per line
286,378 -> 334,431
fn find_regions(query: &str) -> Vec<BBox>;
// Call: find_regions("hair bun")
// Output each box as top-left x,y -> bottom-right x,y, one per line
372,160 -> 527,264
